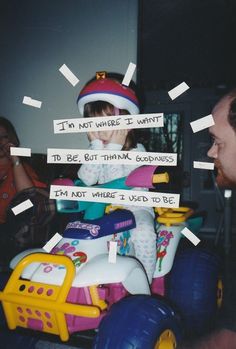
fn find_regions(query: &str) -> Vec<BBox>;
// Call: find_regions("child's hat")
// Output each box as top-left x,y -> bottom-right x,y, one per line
77,72 -> 140,115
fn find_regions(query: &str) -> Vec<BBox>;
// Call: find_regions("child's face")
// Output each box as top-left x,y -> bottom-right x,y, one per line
97,130 -> 113,144
93,110 -> 114,144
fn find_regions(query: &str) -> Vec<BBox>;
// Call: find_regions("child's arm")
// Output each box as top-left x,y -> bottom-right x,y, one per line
79,130 -> 129,184
77,139 -> 104,185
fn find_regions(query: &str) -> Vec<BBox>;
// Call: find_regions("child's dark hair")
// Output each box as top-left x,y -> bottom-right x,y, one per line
0,116 -> 20,146
84,101 -> 137,151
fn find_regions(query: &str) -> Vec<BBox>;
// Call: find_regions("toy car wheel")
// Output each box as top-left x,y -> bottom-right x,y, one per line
93,295 -> 181,349
217,277 -> 223,309
0,332 -> 37,349
166,248 -> 221,335
155,329 -> 177,348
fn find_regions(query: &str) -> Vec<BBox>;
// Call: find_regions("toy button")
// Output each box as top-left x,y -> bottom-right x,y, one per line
73,251 -> 87,261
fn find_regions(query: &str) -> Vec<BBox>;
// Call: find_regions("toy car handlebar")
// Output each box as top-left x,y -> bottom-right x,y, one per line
155,206 -> 194,226
125,165 -> 169,188
152,172 -> 169,184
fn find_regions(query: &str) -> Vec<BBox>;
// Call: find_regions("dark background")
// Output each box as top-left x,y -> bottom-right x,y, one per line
139,0 -> 236,90
136,0 -> 236,237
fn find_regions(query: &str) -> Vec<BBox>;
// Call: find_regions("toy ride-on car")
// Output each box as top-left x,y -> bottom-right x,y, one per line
0,166 -> 221,348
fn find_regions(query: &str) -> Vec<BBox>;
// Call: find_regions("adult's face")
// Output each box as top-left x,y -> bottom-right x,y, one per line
0,125 -> 10,159
207,96 -> 236,187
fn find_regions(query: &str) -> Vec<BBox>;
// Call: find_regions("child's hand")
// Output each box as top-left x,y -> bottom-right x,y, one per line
87,131 -> 99,142
110,129 -> 128,146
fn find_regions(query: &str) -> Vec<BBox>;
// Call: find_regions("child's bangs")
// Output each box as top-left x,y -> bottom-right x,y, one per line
84,101 -> 116,117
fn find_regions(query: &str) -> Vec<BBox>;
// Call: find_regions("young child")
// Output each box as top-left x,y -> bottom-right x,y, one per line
76,73 -> 156,283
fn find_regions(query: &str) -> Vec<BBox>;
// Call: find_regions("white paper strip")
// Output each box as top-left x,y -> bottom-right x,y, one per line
168,82 -> 189,100
190,114 -> 215,133
108,241 -> 117,263
47,148 -> 177,166
50,185 -> 180,209
181,227 -> 200,246
59,64 -> 79,86
11,199 -> 33,215
193,161 -> 214,170
10,147 -> 31,157
53,113 -> 164,134
22,96 -> 42,108
122,62 -> 136,86
43,233 -> 63,252
224,190 -> 232,198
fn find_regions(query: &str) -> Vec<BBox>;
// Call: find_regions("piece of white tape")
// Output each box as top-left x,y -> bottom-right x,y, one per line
59,64 -> 79,87
224,190 -> 232,198
10,147 -> 31,157
50,185 -> 180,209
53,113 -> 164,133
47,148 -> 177,166
190,114 -> 215,133
181,227 -> 200,246
22,96 -> 42,108
11,199 -> 33,215
122,62 -> 136,86
168,82 -> 189,100
108,241 -> 117,263
193,161 -> 214,170
43,233 -> 63,252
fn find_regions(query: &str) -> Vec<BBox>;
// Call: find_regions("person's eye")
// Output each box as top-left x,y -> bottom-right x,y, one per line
0,135 -> 9,140
214,140 -> 223,147
210,136 -> 220,146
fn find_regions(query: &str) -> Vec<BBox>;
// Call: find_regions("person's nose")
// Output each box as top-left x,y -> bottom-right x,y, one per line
207,143 -> 218,159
